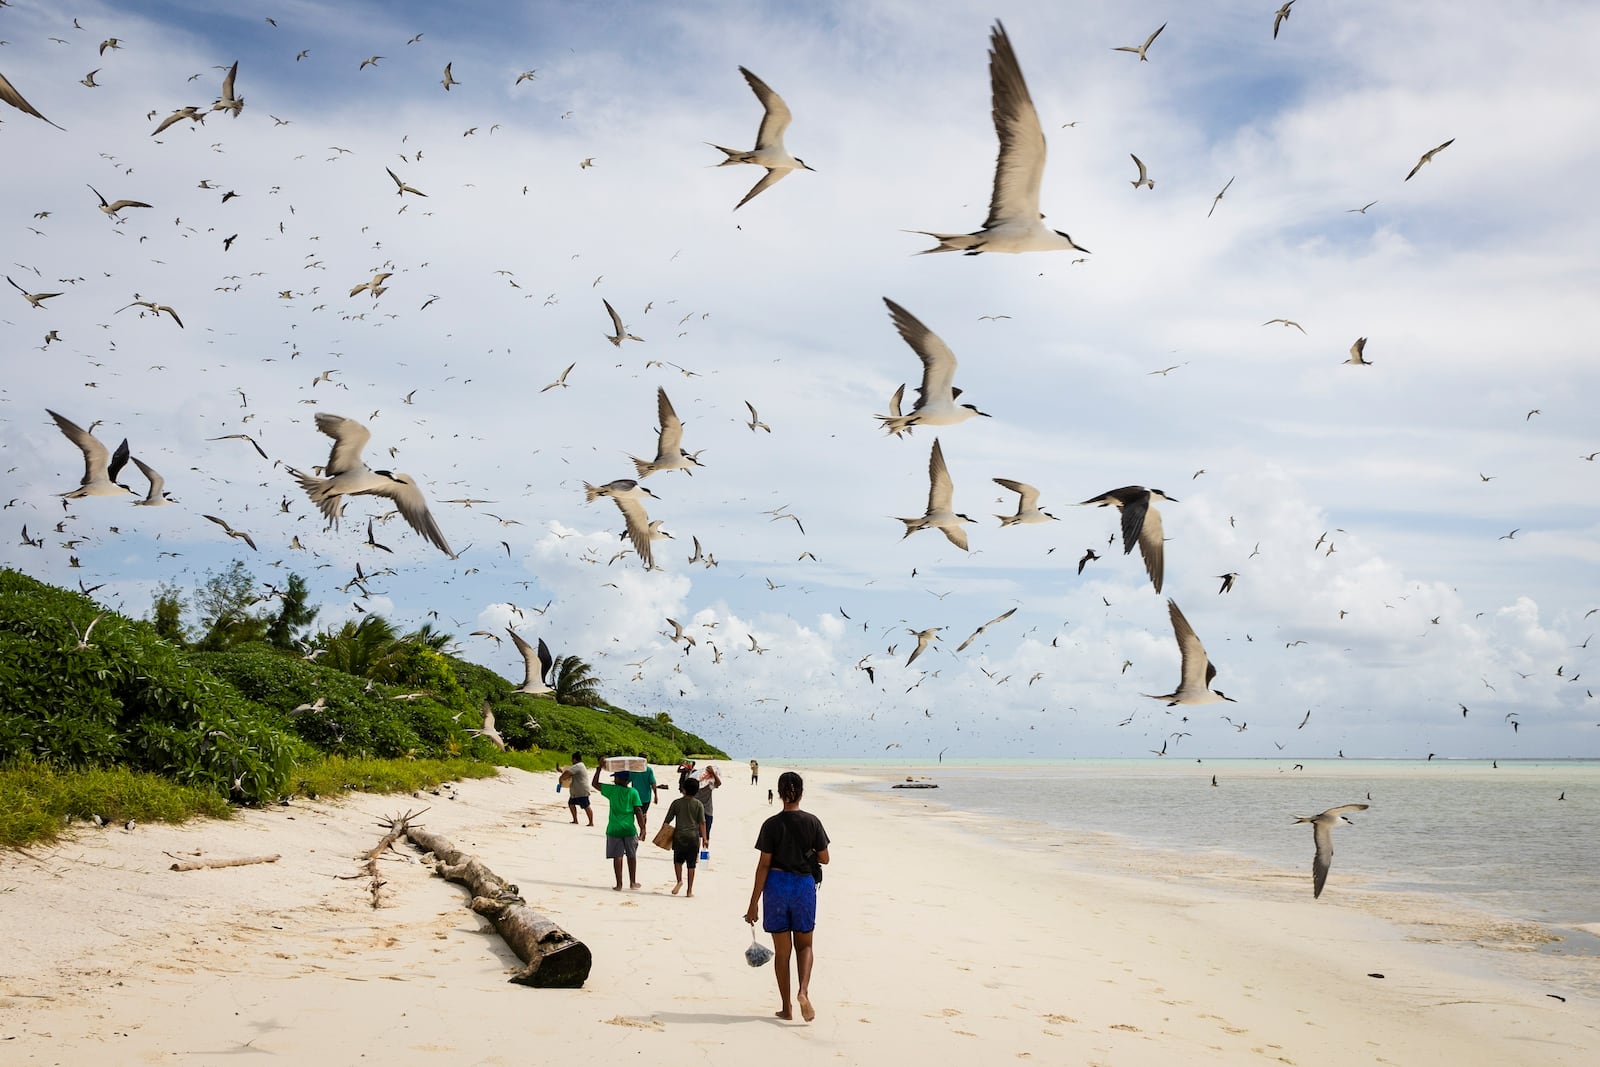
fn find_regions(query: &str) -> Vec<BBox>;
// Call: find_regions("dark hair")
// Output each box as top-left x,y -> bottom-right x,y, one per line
777,771 -> 803,804
614,770 -> 631,784
681,777 -> 700,796
571,752 -> 583,763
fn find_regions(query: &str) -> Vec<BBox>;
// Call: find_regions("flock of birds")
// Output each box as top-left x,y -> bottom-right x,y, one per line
2,2 -> 1594,851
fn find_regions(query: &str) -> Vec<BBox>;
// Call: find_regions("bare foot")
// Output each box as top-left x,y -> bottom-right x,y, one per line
629,882 -> 642,890
672,881 -> 682,896
684,891 -> 693,897
774,1009 -> 792,1020
798,993 -> 815,1022
611,885 -> 621,892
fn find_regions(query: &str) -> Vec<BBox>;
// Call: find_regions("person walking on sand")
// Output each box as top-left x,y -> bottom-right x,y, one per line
596,770 -> 646,890
745,771 -> 829,1022
662,777 -> 708,896
750,758 -> 759,785
696,764 -> 722,843
560,752 -> 594,827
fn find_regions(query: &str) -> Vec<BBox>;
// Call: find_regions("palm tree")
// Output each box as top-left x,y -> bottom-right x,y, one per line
549,654 -> 604,707
402,621 -> 453,651
317,615 -> 402,679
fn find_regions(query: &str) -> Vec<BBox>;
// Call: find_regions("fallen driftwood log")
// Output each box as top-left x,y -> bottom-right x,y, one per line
169,853 -> 282,872
405,822 -> 591,988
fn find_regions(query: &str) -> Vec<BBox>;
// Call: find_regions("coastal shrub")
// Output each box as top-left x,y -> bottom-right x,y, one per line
0,758 -> 233,848
0,571 -> 298,803
0,569 -> 727,827
289,754 -> 503,799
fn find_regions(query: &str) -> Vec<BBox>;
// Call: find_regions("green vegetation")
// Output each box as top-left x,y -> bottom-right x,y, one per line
0,758 -> 233,849
0,567 -> 727,848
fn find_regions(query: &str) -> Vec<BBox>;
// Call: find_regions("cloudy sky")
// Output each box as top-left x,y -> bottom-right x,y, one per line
2,0 -> 1597,760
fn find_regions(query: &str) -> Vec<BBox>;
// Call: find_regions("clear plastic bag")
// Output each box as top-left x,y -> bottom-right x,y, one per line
745,929 -> 774,968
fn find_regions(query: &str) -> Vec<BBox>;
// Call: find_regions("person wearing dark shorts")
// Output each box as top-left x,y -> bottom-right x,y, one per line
744,771 -> 829,1022
561,753 -> 593,826
662,777 -> 707,897
596,771 -> 645,890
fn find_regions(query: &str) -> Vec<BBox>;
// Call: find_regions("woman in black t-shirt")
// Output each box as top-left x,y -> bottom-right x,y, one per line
744,771 -> 829,1022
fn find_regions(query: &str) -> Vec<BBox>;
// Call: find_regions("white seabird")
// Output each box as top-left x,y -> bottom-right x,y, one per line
876,298 -> 991,436
129,456 -> 175,505
994,478 -> 1057,526
1079,485 -> 1175,592
898,438 -> 975,551
47,409 -> 133,499
0,69 -> 66,129
630,388 -> 703,478
1129,153 -> 1154,189
507,627 -> 555,695
911,22 -> 1090,255
1113,22 -> 1167,61
1293,803 -> 1368,898
583,478 -> 661,570
603,298 -> 642,346
905,627 -> 941,666
1143,599 -> 1234,706
709,66 -> 814,210
288,413 -> 455,558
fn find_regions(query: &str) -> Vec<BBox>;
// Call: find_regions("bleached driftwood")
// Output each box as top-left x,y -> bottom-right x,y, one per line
169,853 -> 282,872
405,823 -> 591,988
348,810 -> 421,908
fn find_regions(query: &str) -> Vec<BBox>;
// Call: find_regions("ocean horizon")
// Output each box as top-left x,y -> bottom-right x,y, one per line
784,756 -> 1600,990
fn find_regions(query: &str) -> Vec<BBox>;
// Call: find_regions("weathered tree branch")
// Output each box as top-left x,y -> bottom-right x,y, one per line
404,822 -> 591,988
169,853 -> 281,872
357,810 -> 422,908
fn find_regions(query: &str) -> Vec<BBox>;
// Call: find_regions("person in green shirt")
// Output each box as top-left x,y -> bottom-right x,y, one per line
595,771 -> 645,890
662,777 -> 708,897
632,762 -> 660,822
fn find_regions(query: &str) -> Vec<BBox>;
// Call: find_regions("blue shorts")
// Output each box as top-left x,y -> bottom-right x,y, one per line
762,869 -> 817,934
568,795 -> 590,809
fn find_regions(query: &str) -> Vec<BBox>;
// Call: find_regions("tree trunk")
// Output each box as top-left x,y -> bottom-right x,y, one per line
404,824 -> 591,988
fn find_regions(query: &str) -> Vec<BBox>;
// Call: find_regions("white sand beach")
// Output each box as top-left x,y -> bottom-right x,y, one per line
3,765 -> 1596,1066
